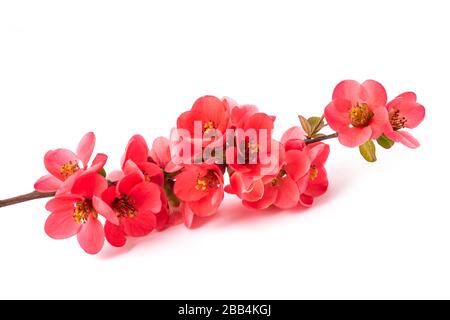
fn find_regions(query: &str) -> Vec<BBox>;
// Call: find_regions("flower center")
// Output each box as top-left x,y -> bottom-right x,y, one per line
73,200 -> 96,224
310,165 -> 319,181
194,173 -> 219,192
60,161 -> 80,179
389,109 -> 407,130
112,195 -> 138,218
271,168 -> 287,186
349,103 -> 374,127
203,121 -> 216,133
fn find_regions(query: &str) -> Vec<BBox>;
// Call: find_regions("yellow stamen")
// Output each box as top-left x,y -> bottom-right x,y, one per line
203,121 -> 216,132
349,103 -> 374,127
73,200 -> 96,224
310,165 -> 319,181
60,161 -> 80,179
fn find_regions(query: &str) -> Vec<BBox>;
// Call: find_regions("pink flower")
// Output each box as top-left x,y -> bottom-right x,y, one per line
102,162 -> 162,248
173,163 -> 224,228
296,143 -> 330,207
226,111 -> 278,177
324,80 -> 389,147
240,128 -> 311,210
384,92 -> 426,148
176,96 -> 231,145
34,132 -> 107,194
44,172 -> 119,254
149,136 -> 172,168
118,135 -> 164,186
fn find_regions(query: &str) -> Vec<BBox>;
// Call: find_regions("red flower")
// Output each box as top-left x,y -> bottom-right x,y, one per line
34,132 -> 107,194
173,163 -> 224,228
102,162 -> 162,248
44,172 -> 118,254
296,143 -> 330,207
384,92 -> 426,148
324,80 -> 389,147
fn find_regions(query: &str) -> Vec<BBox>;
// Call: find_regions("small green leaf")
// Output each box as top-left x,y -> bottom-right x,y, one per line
308,116 -> 325,135
98,168 -> 107,178
359,140 -> 377,162
298,115 -> 312,136
377,134 -> 395,149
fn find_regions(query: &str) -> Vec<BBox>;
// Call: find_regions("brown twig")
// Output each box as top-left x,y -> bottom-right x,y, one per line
304,132 -> 338,145
0,191 -> 55,208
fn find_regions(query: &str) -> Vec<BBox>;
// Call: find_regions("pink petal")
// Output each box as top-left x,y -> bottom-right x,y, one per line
229,173 -> 264,202
332,80 -> 366,105
274,176 -> 300,209
55,170 -> 82,196
362,80 -> 387,107
281,126 -> 306,145
307,143 -> 330,166
122,135 -> 149,168
305,166 -> 329,197
285,149 -> 311,181
403,103 -> 425,129
395,92 -> 417,102
45,195 -> 79,212
181,202 -> 195,229
245,112 -> 275,131
129,182 -> 162,213
243,184 -> 277,210
104,221 -> 126,247
77,216 -> 105,255
92,196 -> 119,226
122,211 -> 156,237
174,168 -> 208,202
188,189 -> 224,217
107,170 -> 125,183
44,149 -> 79,180
338,126 -> 372,148
149,136 -> 171,167
45,209 -> 80,239
390,130 -> 420,148
87,153 -> 108,173
34,175 -> 62,193
71,172 -> 108,199
117,172 -> 144,195
299,194 -> 314,207
231,104 -> 258,127
369,106 -> 389,139
324,99 -> 352,131
76,132 -> 96,168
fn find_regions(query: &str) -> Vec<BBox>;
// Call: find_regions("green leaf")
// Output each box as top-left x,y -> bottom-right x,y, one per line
98,168 -> 107,178
359,140 -> 377,162
308,116 -> 325,135
377,134 -> 395,149
298,115 -> 312,136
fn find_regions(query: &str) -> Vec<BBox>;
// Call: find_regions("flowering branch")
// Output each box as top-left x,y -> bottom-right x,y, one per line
0,80 -> 426,255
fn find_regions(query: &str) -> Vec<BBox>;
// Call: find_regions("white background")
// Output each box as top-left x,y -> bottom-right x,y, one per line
0,0 -> 449,299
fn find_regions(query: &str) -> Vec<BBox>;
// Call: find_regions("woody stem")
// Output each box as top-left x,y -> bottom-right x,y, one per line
0,191 -> 55,208
304,132 -> 338,145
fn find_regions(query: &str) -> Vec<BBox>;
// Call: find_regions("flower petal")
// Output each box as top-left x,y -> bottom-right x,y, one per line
44,149 -> 79,180
104,221 -> 126,247
92,196 -> 119,226
45,209 -> 80,239
332,80 -> 366,105
285,149 -> 311,181
122,135 -> 149,168
324,99 -> 352,131
34,175 -> 62,193
122,211 -> 156,237
243,184 -> 277,210
76,132 -> 96,168
338,126 -> 372,148
71,172 -> 108,198
362,80 -> 387,107
188,189 -> 224,217
274,176 -> 300,209
129,182 -> 162,213
77,216 -> 105,255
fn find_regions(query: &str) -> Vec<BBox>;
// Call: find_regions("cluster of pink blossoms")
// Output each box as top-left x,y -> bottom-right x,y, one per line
34,80 -> 425,254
